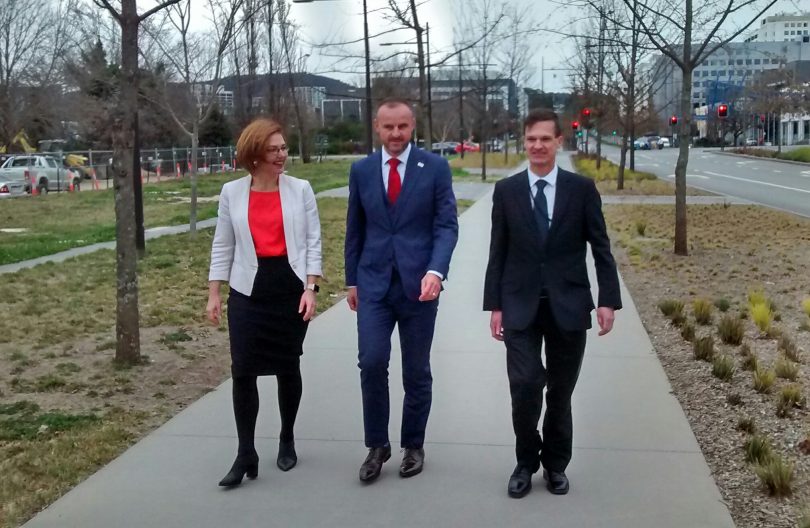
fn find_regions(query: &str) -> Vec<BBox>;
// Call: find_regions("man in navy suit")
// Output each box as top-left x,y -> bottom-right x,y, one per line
345,97 -> 458,483
484,109 -> 621,498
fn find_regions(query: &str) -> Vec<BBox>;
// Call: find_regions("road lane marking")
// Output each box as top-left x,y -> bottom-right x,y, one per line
773,170 -> 782,173
702,171 -> 810,194
666,173 -> 709,180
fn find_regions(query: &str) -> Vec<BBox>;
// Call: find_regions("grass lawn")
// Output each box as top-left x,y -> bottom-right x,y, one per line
732,146 -> 810,163
573,153 -> 707,196
0,160 -> 352,266
448,152 -> 526,170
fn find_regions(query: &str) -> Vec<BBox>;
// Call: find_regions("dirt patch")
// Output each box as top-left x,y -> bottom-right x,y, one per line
604,203 -> 810,528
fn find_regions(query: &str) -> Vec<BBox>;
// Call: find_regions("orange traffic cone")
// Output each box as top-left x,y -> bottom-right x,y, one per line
91,168 -> 100,190
27,170 -> 38,195
176,163 -> 182,179
156,164 -> 161,182
221,160 -> 225,172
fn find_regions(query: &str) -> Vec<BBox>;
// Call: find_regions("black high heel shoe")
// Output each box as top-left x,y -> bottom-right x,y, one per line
277,440 -> 297,471
218,453 -> 259,487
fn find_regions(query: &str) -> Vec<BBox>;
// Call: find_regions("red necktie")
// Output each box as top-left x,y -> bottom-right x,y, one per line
387,158 -> 401,204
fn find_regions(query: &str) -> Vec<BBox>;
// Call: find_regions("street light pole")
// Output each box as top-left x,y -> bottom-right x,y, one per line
292,0 -> 373,154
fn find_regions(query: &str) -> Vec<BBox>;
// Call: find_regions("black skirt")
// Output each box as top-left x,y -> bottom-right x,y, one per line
227,256 -> 309,377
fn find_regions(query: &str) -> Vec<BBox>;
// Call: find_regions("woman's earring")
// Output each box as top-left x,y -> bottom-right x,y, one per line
253,160 -> 258,166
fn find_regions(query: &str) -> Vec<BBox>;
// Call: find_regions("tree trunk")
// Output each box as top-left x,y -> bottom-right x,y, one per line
113,1 -> 141,365
618,133 -> 627,190
190,123 -> 199,236
674,0 -> 692,256
410,0 -> 430,147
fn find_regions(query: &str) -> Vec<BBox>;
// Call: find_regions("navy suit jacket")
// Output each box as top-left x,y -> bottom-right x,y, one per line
483,168 -> 622,331
345,147 -> 459,302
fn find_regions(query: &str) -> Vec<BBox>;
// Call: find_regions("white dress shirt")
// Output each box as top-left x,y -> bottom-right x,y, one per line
381,143 -> 412,191
528,164 -> 558,227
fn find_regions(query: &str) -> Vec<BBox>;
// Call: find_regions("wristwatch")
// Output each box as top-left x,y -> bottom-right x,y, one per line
306,284 -> 320,293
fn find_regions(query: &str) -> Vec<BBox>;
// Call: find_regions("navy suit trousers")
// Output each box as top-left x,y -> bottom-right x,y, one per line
357,272 -> 438,448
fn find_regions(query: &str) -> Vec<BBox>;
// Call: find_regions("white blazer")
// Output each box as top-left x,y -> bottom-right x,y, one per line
208,173 -> 322,296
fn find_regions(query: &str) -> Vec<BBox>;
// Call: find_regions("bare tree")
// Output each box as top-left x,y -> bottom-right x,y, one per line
92,0 -> 183,365
145,0 -> 244,236
497,3 -> 534,164
619,0 -> 778,255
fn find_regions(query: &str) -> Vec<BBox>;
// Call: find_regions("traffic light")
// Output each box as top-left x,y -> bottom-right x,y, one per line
670,115 -> 678,126
717,104 -> 728,118
612,130 -> 617,136
572,121 -> 580,131
582,108 -> 591,118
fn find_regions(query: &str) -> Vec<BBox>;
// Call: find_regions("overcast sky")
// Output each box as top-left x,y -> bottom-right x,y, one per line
179,0 -> 806,93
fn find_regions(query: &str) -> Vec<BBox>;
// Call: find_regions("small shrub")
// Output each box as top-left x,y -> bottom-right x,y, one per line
774,356 -> 800,381
693,298 -> 713,325
658,299 -> 684,318
670,312 -> 687,327
712,355 -> 735,381
752,368 -> 776,393
693,336 -> 715,362
634,219 -> 647,237
717,315 -> 745,345
765,325 -> 782,339
714,298 -> 731,312
680,322 -> 696,342
750,303 -> 773,333
736,416 -> 755,434
727,393 -> 743,406
754,455 -> 794,497
744,434 -> 772,464
777,334 -> 801,363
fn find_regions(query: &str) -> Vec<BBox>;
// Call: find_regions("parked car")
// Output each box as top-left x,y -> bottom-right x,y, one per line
431,141 -> 459,155
632,139 -> 651,150
0,174 -> 29,198
657,137 -> 671,148
454,141 -> 480,153
0,155 -> 81,194
487,139 -> 504,152
744,138 -> 758,146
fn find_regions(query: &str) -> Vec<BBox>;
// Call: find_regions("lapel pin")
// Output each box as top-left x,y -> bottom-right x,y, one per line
417,161 -> 424,168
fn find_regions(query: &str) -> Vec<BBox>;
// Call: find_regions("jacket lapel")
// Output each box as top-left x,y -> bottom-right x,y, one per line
392,147 -> 421,217
278,174 -> 297,258
513,170 -> 540,238
233,175 -> 257,266
548,169 -> 571,240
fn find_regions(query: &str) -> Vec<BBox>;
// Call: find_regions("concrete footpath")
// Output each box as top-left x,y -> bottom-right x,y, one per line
22,166 -> 735,527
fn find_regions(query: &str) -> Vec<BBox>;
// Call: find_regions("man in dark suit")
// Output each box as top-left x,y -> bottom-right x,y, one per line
483,109 -> 621,498
345,98 -> 458,483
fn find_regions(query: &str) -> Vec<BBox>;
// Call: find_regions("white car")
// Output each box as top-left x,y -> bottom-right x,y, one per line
657,137 -> 671,148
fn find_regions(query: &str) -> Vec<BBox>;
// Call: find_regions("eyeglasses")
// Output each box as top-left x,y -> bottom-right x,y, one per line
267,145 -> 289,155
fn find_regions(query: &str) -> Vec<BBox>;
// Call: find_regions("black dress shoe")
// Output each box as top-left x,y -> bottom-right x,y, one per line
543,469 -> 570,495
277,440 -> 297,471
218,453 -> 259,487
507,465 -> 533,498
399,448 -> 425,478
359,446 -> 391,482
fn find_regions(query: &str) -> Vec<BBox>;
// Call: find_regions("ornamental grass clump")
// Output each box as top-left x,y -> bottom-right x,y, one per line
692,298 -> 713,325
680,322 -> 695,342
717,314 -> 744,345
658,299 -> 683,317
744,434 -> 772,464
750,302 -> 773,334
777,334 -> 801,363
736,416 -> 755,434
693,336 -> 715,362
712,354 -> 735,381
754,455 -> 794,497
776,384 -> 805,418
752,368 -> 776,393
802,298 -> 810,318
774,355 -> 800,381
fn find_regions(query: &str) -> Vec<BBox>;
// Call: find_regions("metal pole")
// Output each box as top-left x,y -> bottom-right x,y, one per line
426,23 -> 433,151
363,0 -> 373,154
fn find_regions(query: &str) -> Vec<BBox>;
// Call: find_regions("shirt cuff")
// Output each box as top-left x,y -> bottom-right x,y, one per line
427,270 -> 444,280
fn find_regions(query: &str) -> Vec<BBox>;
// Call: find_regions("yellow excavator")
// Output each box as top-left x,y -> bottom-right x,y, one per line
0,130 -> 37,154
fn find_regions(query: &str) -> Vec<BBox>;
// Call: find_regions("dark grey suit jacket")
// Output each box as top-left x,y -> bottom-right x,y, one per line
483,168 -> 622,331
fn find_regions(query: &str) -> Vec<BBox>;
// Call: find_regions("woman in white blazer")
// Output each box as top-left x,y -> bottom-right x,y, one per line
206,118 -> 322,488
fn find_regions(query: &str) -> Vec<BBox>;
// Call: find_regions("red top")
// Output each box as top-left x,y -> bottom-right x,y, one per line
248,190 -> 287,257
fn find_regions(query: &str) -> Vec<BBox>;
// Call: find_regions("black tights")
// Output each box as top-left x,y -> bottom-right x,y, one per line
232,371 -> 302,457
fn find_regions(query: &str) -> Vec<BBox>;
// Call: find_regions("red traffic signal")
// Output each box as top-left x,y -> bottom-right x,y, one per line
572,121 -> 580,130
717,104 -> 728,118
582,108 -> 591,118
669,115 -> 678,126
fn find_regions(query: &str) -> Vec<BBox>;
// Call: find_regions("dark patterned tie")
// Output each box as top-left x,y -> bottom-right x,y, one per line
533,179 -> 549,242
387,158 -> 401,204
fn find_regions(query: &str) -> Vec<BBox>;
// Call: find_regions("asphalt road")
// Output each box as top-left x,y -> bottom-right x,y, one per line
593,142 -> 810,218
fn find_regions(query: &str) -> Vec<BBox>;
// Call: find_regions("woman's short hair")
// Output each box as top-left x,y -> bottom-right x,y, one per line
236,118 -> 283,170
